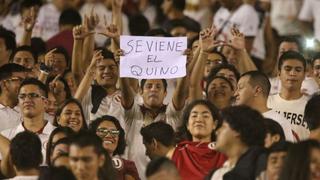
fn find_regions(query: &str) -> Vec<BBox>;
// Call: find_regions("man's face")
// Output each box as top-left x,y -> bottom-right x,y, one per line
51,53 -> 67,76
216,68 -> 237,89
278,42 -> 299,59
1,72 -> 26,101
204,53 -> 224,78
267,151 -> 287,180
18,84 -> 46,118
46,93 -> 58,116
69,145 -> 104,180
143,139 -> 156,160
141,79 -> 167,109
312,59 -> 320,84
95,59 -> 118,88
278,59 -> 305,92
222,46 -> 237,65
162,0 -> 173,15
234,75 -> 255,106
207,78 -> 234,105
215,121 -> 238,153
13,51 -> 35,69
0,38 -> 9,64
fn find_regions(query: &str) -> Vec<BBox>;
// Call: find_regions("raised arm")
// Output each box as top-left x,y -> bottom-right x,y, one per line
227,27 -> 257,74
20,7 -> 36,46
74,50 -> 102,101
82,9 -> 99,71
111,0 -> 124,51
0,134 -> 15,178
189,26 -> 219,101
72,25 -> 94,83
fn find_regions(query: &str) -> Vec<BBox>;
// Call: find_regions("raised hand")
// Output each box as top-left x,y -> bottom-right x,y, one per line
49,75 -> 64,95
114,49 -> 124,64
199,25 -> 223,52
73,25 -> 94,40
98,15 -> 120,39
22,7 -> 37,31
44,48 -> 57,68
88,50 -> 103,72
84,7 -> 100,31
227,26 -> 246,51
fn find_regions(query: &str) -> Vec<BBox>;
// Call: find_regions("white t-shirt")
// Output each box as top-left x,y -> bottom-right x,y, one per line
299,0 -> 320,41
263,110 -> 295,142
80,3 -> 130,47
81,86 -> 125,128
269,77 -> 319,96
213,4 -> 259,41
123,101 -> 182,180
271,0 -> 303,36
0,104 -> 21,132
1,14 -> 25,44
33,3 -> 61,41
267,94 -> 310,140
211,160 -> 234,180
1,121 -> 56,165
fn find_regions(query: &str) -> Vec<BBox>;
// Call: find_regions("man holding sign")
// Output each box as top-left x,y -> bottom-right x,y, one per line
119,35 -> 189,178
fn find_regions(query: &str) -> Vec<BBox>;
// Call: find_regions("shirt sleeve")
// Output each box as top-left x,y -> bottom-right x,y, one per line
299,0 -> 313,21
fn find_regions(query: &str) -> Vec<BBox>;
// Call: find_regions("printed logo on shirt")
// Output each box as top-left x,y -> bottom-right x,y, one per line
112,157 -> 124,170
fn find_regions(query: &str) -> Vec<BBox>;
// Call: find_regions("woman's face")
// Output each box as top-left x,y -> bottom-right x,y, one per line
207,78 -> 234,106
46,92 -> 58,116
187,104 -> 216,142
310,147 -> 320,180
57,103 -> 83,132
96,120 -> 120,155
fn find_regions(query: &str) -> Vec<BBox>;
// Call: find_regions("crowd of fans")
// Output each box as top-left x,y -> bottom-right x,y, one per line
0,0 -> 320,180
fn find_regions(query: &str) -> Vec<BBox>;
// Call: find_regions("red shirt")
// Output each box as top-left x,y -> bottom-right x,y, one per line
46,29 -> 73,58
112,157 -> 140,180
172,141 -> 227,180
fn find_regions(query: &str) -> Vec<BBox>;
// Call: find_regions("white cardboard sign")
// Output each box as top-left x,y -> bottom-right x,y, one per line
120,35 -> 187,79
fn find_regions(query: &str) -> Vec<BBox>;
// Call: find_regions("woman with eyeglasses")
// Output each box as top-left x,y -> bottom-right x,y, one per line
89,115 -> 140,180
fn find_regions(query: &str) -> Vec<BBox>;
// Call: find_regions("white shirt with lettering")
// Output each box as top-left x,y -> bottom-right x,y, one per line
0,104 -> 21,131
123,101 -> 182,180
263,110 -> 295,142
267,94 -> 310,140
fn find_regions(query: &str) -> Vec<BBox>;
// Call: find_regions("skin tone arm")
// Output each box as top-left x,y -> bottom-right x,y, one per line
0,134 -> 15,178
72,25 -> 94,83
20,7 -> 36,46
189,26 -> 220,101
74,50 -> 102,101
82,9 -> 99,72
228,27 -> 257,74
110,0 -> 123,51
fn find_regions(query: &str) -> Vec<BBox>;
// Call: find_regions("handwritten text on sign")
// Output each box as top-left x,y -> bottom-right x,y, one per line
120,35 -> 187,79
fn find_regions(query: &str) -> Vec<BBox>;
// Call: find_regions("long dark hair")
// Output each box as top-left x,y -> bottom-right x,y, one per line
46,127 -> 75,166
89,115 -> 126,156
53,98 -> 88,132
176,100 -> 221,142
279,140 -> 320,180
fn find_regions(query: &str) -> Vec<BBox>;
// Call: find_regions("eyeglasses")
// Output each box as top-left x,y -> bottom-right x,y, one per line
96,128 -> 120,137
18,93 -> 44,100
